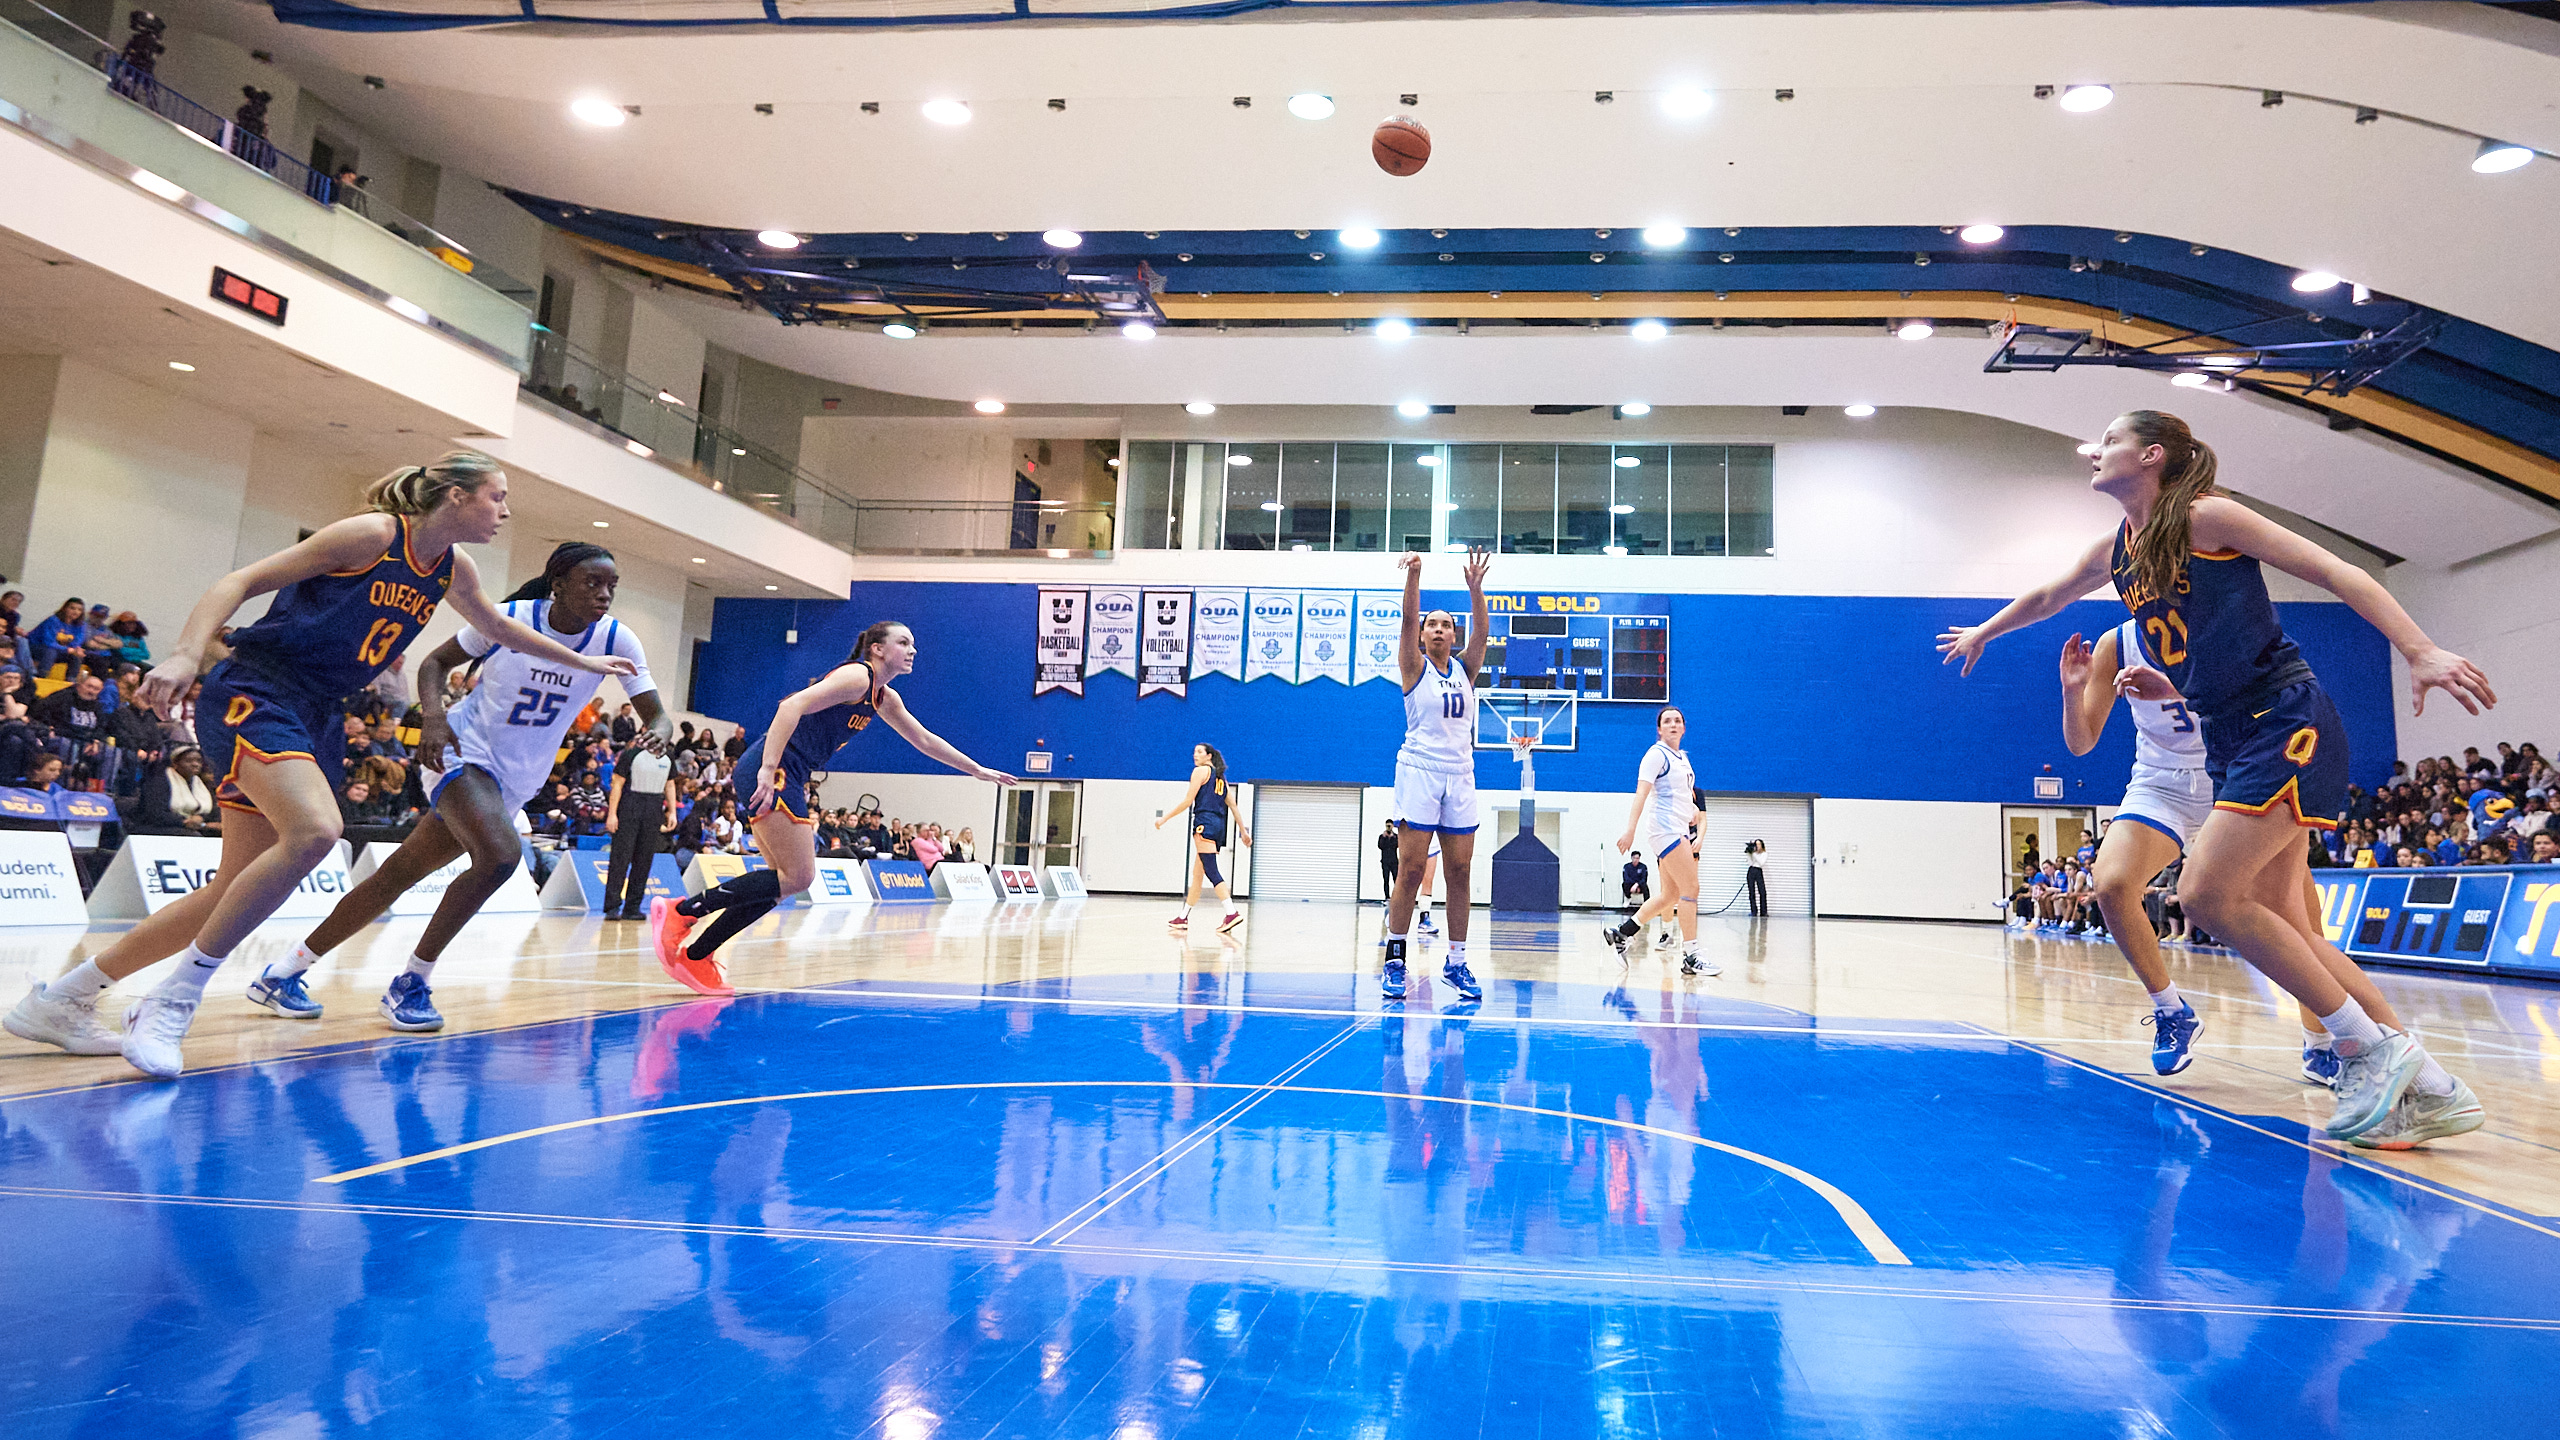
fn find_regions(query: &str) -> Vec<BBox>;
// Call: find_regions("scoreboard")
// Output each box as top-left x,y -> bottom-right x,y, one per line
1472,592 -> 1669,703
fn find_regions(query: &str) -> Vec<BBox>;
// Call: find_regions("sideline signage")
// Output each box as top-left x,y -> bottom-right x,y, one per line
865,859 -> 935,902
1042,865 -> 1087,899
682,852 -> 805,909
541,849 -> 685,912
0,831 -> 88,926
350,841 -> 541,917
993,864 -> 1044,900
89,835 -> 354,920
2313,864 -> 2560,980
932,862 -> 996,901
806,858 -> 874,907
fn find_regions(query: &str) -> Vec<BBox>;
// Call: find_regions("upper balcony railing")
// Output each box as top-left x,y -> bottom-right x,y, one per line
0,0 -> 533,366
524,331 -> 1115,558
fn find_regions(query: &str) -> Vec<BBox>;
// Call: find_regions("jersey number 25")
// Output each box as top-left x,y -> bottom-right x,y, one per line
505,687 -> 567,728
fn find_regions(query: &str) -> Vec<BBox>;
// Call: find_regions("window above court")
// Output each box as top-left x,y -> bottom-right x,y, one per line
1121,441 -> 1773,556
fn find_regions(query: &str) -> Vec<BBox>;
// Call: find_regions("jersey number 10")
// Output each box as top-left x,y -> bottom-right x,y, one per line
1441,689 -> 1467,720
505,687 -> 567,728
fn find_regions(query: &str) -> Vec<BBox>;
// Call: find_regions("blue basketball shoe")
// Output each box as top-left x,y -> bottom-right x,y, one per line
246,965 -> 323,1019
1381,940 -> 1409,1001
2300,1043 -> 2343,1089
2144,1003 -> 2201,1076
1440,960 -> 1482,1002
380,972 -> 444,1033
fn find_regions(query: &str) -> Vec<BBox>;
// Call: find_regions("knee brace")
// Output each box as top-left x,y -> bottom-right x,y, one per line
1199,852 -> 1224,886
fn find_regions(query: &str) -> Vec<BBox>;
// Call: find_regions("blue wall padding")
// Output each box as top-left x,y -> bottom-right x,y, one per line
693,583 -> 2395,805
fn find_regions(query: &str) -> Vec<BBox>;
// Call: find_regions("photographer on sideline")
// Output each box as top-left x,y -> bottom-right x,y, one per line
1744,838 -> 1769,918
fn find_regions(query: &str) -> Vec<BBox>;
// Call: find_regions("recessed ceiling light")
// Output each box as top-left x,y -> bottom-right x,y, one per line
1396,399 -> 1430,417
882,322 -> 918,339
1417,454 -> 1442,467
1338,228 -> 1381,249
1613,456 -> 1640,468
2058,84 -> 2113,113
1641,225 -> 1687,247
756,230 -> 800,249
1228,453 -> 1253,466
1122,320 -> 1155,340
1659,89 -> 1712,119
2472,139 -> 2534,174
690,557 -> 707,564
1286,93 -> 1335,120
1377,318 -> 1415,341
569,97 -> 626,128
656,389 -> 683,404
2170,372 -> 2211,388
1844,404 -> 1876,417
625,439 -> 653,457
1043,229 -> 1081,249
1897,320 -> 1934,341
1185,401 -> 1217,415
731,446 -> 747,455
1259,500 -> 1283,511
921,99 -> 970,125
2290,270 -> 2342,293
1618,401 -> 1651,416
1960,223 -> 2005,244
974,399 -> 1006,414
167,360 -> 195,372
764,584 -> 779,591
1631,319 -> 1668,341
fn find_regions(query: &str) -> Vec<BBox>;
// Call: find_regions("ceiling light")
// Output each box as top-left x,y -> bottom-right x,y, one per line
1417,454 -> 1442,467
1603,544 -> 1629,556
1378,318 -> 1414,341
2058,84 -> 2113,113
166,361 -> 195,372
1043,229 -> 1081,249
2170,373 -> 2211,389
756,229 -> 800,249
1618,402 -> 1651,417
1844,404 -> 1876,418
1658,89 -> 1712,119
591,520 -> 611,528
2076,443 -> 2101,457
1641,225 -> 1687,247
1185,401 -> 1217,415
2290,270 -> 2342,293
386,296 -> 429,324
569,97 -> 626,128
2472,139 -> 2534,174
974,399 -> 1006,414
625,439 -> 653,456
764,584 -> 779,591
1959,223 -> 2005,244
1290,542 -> 1312,552
1106,455 -> 1122,467
1440,500 -> 1461,511
656,389 -> 682,403
881,322 -> 917,339
1338,228 -> 1381,249
1631,319 -> 1668,341
1122,320 -> 1155,340
921,98 -> 970,125
1443,542 -> 1468,553
1286,93 -> 1334,120
130,168 -> 185,201
1609,502 -> 1636,514
731,446 -> 747,455
1396,399 -> 1430,417
1613,456 -> 1640,468
2201,356 -> 2245,370
1228,453 -> 1253,466
1259,500 -> 1283,511
1896,320 -> 1933,341
690,557 -> 706,564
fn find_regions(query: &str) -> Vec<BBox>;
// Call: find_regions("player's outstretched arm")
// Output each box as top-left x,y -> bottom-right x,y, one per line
877,686 -> 1017,785
1155,764 -> 1210,829
2058,630 -> 2119,757
1396,551 -> 1424,687
410,635 -> 474,769
2191,496 -> 2496,717
1936,532 -> 2116,677
139,514 -> 399,710
1460,546 -> 1492,679
448,554 -> 637,679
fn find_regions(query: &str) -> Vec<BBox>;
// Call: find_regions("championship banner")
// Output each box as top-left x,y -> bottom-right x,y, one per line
1139,589 -> 1194,698
1085,588 -> 1139,679
1035,587 -> 1088,697
1191,588 -> 1246,681
1353,589 -> 1404,687
1297,591 -> 1354,686
1246,590 -> 1300,683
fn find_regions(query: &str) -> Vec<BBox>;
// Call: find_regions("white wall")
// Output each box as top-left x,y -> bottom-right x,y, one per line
2387,531 -> 2560,763
0,354 -> 62,583
1813,799 -> 2010,923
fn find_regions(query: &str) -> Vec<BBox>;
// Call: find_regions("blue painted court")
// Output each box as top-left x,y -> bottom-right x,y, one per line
6,966 -> 2552,1440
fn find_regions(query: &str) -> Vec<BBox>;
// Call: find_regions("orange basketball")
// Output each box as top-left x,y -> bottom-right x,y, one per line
1372,116 -> 1431,177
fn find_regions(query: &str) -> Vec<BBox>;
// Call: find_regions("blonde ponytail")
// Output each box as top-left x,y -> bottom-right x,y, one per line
365,450 -> 503,516
2121,410 -> 2222,605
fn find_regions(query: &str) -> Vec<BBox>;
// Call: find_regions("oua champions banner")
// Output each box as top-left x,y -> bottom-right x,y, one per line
1033,587 -> 1411,696
1085,588 -> 1139,680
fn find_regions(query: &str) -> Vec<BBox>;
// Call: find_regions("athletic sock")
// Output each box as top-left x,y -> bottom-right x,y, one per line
50,959 -> 109,1003
2317,999 -> 2387,1052
687,897 -> 779,962
277,943 -> 321,979
150,944 -> 225,1002
680,869 -> 780,919
1611,919 -> 1640,940
1444,941 -> 1467,967
2302,1027 -> 2334,1052
2412,1054 -> 2457,1097
403,953 -> 435,979
2148,985 -> 2183,1013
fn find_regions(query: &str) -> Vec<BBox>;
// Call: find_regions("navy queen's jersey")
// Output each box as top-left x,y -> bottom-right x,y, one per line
1194,774 -> 1229,822
228,517 -> 455,698
781,667 -> 889,771
2108,520 -> 2312,716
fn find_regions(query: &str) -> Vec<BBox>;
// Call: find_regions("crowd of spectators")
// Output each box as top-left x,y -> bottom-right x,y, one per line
2320,742 -> 2557,869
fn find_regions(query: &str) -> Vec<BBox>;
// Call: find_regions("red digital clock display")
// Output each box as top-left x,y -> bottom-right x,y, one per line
210,267 -> 288,326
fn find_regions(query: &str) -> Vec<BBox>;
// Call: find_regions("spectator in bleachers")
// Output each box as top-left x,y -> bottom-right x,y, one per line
367,652 -> 413,714
2394,845 -> 2421,868
609,702 -> 639,746
160,677 -> 201,747
28,598 -> 87,679
9,752 -> 65,795
368,714 -> 410,762
569,765 -> 610,837
911,823 -> 945,870
709,797 -> 742,854
0,592 -> 29,672
103,683 -> 164,797
105,612 -> 149,667
340,713 -> 377,769
32,671 -> 116,790
2532,830 -> 2559,865
338,776 -> 395,828
526,780 -> 571,838
722,727 -> 746,766
952,826 -> 976,864
79,604 -> 120,675
133,745 -> 219,835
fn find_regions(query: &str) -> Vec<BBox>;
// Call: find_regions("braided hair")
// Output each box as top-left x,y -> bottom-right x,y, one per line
503,541 -> 615,603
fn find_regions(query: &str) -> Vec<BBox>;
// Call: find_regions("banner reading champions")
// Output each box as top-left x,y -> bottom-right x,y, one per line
1033,586 -> 1407,697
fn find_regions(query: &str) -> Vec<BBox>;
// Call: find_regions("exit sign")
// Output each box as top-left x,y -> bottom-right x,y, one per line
210,267 -> 287,326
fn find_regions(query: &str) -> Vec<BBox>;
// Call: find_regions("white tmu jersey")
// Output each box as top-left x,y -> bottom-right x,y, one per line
1639,743 -> 1698,829
431,600 -> 655,808
2117,621 -> 2207,772
1399,656 -> 1476,777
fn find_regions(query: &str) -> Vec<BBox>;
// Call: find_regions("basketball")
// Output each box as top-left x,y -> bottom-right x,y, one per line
1372,115 -> 1431,177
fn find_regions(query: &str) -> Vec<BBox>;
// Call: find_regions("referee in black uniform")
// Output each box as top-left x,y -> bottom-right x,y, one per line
605,736 -> 676,920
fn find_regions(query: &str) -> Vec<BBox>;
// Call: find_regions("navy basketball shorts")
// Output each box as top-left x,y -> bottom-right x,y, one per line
2202,678 -> 2349,832
734,738 -> 815,826
1192,815 -> 1228,847
195,660 -> 346,815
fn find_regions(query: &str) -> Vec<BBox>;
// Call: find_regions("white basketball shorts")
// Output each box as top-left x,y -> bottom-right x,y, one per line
2114,764 -> 2215,850
1394,760 -> 1480,835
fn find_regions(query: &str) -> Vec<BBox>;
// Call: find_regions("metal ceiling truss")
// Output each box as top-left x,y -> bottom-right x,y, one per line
1986,307 -> 2446,396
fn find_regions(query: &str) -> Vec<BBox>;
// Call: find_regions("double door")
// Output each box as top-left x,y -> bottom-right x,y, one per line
2003,806 -> 2098,890
1000,781 -> 1082,871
